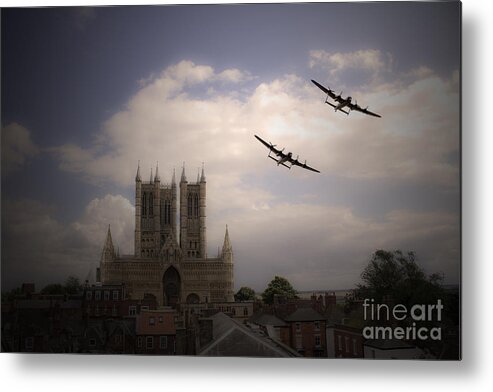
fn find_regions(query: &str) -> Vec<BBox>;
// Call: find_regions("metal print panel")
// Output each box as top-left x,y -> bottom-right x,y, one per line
1,1 -> 461,359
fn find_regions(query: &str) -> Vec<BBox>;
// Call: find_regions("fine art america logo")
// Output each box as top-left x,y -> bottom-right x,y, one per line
362,298 -> 443,341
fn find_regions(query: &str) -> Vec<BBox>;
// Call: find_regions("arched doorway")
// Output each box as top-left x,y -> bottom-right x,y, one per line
186,293 -> 200,304
163,266 -> 181,307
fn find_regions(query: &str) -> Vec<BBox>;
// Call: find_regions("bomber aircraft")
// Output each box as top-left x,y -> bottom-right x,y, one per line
254,134 -> 320,173
311,79 -> 381,118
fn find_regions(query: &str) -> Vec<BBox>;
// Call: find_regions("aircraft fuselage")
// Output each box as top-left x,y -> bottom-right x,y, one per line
277,152 -> 292,165
335,96 -> 352,112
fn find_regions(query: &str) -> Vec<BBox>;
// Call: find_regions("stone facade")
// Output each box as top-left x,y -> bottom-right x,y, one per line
98,163 -> 234,306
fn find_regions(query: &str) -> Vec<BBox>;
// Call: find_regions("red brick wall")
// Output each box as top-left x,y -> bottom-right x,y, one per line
333,328 -> 364,358
289,321 -> 327,357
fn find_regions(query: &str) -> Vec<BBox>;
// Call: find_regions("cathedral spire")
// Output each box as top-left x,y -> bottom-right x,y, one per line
172,168 -> 176,186
135,161 -> 141,182
154,162 -> 160,182
222,224 -> 232,253
102,224 -> 115,260
150,167 -> 153,184
181,162 -> 187,182
200,162 -> 206,183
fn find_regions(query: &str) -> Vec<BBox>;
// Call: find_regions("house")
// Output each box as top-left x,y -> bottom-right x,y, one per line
249,313 -> 290,346
135,309 -> 177,355
199,312 -> 300,357
328,322 -> 364,358
283,307 -> 327,357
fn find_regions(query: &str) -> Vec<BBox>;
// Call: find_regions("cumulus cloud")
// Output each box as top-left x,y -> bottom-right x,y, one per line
1,122 -> 39,177
1,195 -> 134,290
43,55 -> 460,289
50,59 -> 459,189
72,194 -> 135,255
309,49 -> 393,84
207,203 -> 459,291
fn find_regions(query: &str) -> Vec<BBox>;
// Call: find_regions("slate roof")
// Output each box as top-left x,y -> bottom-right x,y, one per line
283,307 -> 326,322
199,312 -> 300,357
250,313 -> 288,327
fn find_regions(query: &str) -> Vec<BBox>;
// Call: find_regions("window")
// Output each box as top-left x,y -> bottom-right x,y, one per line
146,336 -> 154,349
137,337 -> 143,348
142,192 -> 147,215
113,290 -> 119,300
295,335 -> 303,349
158,316 -> 163,323
149,193 -> 153,215
25,337 -> 34,350
86,291 -> 92,300
129,306 -> 137,316
188,194 -> 193,216
315,335 -> 321,347
295,322 -> 301,332
314,321 -> 320,331
141,306 -> 149,311
352,338 -> 358,355
163,200 -> 171,225
194,194 -> 199,217
160,336 -> 167,349
95,305 -> 100,316
345,336 -> 350,353
149,317 -> 155,326
112,305 -> 117,316
337,335 -> 342,350
89,338 -> 96,347
95,291 -> 101,301
104,291 -> 110,301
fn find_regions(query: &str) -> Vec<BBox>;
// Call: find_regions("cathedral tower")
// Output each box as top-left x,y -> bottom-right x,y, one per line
135,163 -> 177,259
179,164 -> 207,259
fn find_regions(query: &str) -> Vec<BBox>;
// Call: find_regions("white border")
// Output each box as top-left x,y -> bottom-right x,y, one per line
1,0 -> 491,390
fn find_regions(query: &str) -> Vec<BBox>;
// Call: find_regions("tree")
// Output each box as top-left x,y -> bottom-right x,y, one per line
234,286 -> 256,302
354,249 -> 444,308
64,276 -> 82,295
261,276 -> 297,304
40,283 -> 65,295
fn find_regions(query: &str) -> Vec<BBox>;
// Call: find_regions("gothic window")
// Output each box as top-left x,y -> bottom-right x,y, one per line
149,193 -> 153,215
162,199 -> 171,225
142,192 -> 147,215
188,193 -> 193,216
194,194 -> 199,217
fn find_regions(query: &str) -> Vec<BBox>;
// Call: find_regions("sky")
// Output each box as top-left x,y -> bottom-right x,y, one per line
1,2 -> 461,292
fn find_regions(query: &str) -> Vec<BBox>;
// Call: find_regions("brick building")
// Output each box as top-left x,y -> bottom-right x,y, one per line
135,309 -> 177,354
284,307 -> 327,357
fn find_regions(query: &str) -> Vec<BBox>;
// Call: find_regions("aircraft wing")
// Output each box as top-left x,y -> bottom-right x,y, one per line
347,102 -> 381,118
254,134 -> 284,156
311,79 -> 337,100
291,158 -> 320,173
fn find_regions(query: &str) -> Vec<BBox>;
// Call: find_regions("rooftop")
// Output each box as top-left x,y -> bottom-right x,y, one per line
199,312 -> 300,357
283,307 -> 326,322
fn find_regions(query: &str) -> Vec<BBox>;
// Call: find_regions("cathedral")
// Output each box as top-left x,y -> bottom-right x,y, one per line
97,163 -> 235,307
